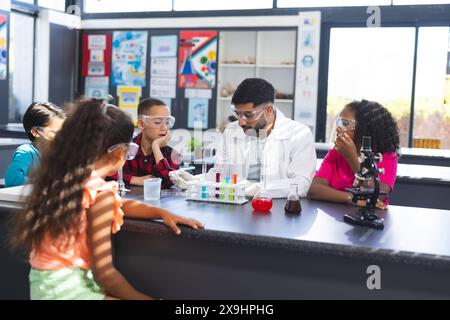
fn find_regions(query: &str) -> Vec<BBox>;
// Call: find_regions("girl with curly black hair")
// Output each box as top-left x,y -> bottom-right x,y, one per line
308,99 -> 401,209
9,99 -> 203,300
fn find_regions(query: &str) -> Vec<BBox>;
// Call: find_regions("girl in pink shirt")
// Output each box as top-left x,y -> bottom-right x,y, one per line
308,100 -> 400,209
9,99 -> 204,300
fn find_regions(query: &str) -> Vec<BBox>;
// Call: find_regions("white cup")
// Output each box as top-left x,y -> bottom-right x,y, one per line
144,178 -> 162,201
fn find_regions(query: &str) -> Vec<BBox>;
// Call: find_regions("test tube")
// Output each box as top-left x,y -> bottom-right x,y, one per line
215,172 -> 220,199
202,147 -> 207,178
230,173 -> 237,201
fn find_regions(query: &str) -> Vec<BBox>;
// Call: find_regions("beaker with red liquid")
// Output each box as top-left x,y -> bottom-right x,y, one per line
252,189 -> 273,212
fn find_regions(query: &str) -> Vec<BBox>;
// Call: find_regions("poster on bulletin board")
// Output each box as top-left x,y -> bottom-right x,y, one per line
82,34 -> 111,77
178,30 -> 217,89
112,31 -> 148,87
151,35 -> 177,57
117,86 -> 142,124
85,76 -> 109,99
188,98 -> 209,129
294,11 -> 321,137
0,15 -> 7,80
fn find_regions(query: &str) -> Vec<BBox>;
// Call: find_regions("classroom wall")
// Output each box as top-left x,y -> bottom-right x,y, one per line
0,1 -> 10,125
49,23 -> 79,106
36,9 -> 80,107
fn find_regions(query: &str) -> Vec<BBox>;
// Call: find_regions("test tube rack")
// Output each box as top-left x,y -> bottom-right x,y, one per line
185,180 -> 248,205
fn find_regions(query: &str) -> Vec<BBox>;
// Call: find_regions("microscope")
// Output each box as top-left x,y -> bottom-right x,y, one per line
343,136 -> 386,230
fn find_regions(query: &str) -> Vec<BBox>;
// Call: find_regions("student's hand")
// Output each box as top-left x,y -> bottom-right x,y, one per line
355,198 -> 388,210
152,132 -> 171,149
130,175 -> 155,186
161,212 -> 204,235
334,128 -> 359,170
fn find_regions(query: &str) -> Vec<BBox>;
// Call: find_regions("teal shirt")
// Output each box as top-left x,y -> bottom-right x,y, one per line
5,144 -> 41,187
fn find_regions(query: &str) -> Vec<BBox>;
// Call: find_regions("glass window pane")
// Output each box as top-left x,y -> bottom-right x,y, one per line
393,1 -> 450,5
277,0 -> 391,8
174,0 -> 273,11
413,27 -> 450,150
15,0 -> 35,5
83,0 -> 172,13
326,27 -> 416,148
8,12 -> 35,123
38,0 -> 66,11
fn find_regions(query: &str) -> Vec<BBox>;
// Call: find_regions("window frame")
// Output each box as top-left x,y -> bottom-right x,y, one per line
9,2 -> 38,124
316,6 -> 450,148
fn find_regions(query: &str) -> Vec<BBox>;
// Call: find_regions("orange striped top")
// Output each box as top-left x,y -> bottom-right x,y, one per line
29,171 -> 124,270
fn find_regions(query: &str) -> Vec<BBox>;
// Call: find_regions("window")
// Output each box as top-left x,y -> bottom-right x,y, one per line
83,0 -> 172,13
38,0 -> 66,12
393,0 -> 450,4
326,27 -> 416,148
277,0 -> 391,8
8,12 -> 35,123
413,27 -> 450,149
14,0 -> 35,5
174,0 -> 273,11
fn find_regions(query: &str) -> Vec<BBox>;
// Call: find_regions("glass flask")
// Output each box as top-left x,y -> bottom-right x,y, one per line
284,184 -> 301,214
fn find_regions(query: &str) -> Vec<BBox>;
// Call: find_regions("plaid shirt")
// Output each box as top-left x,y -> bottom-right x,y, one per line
111,133 -> 181,189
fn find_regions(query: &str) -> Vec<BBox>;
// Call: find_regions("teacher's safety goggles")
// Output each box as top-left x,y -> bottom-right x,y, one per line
230,103 -> 270,121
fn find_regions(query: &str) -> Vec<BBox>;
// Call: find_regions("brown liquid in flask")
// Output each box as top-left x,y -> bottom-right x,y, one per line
285,184 -> 301,214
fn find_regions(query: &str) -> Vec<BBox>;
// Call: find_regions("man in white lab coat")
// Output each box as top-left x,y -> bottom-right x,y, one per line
212,78 -> 317,198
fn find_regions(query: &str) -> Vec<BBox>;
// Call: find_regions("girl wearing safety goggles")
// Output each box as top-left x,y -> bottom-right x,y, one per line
9,99 -> 203,301
308,100 -> 401,210
119,98 -> 181,188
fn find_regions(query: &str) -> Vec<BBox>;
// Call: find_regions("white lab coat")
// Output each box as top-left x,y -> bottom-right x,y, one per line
211,109 -> 317,198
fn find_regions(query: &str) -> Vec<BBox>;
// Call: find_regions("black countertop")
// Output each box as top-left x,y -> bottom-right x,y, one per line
122,187 -> 450,270
1,186 -> 449,269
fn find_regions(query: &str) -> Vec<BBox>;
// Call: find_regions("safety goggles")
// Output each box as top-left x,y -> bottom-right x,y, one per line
336,117 -> 356,131
230,103 -> 270,121
139,115 -> 175,129
107,142 -> 139,160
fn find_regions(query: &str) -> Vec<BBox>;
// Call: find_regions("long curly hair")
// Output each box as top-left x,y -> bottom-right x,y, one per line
9,99 -> 134,253
346,100 -> 401,154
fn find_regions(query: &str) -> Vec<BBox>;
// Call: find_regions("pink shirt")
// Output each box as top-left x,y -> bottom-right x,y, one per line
315,149 -> 398,201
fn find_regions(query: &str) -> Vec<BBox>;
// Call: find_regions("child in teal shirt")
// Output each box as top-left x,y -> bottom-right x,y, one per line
5,102 -> 66,187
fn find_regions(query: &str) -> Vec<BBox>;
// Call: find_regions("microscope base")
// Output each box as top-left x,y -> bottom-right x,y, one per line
344,210 -> 384,230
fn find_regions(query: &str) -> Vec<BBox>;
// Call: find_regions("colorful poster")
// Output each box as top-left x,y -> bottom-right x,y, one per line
117,86 -> 142,124
85,76 -> 109,99
188,98 -> 209,129
117,85 -> 141,107
178,30 -> 217,89
294,11 -> 321,137
88,35 -> 106,50
88,61 -> 105,76
151,57 -> 177,78
185,88 -> 212,99
82,33 -> 111,77
151,35 -> 177,57
150,78 -> 176,99
0,15 -> 7,80
112,31 -> 148,86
